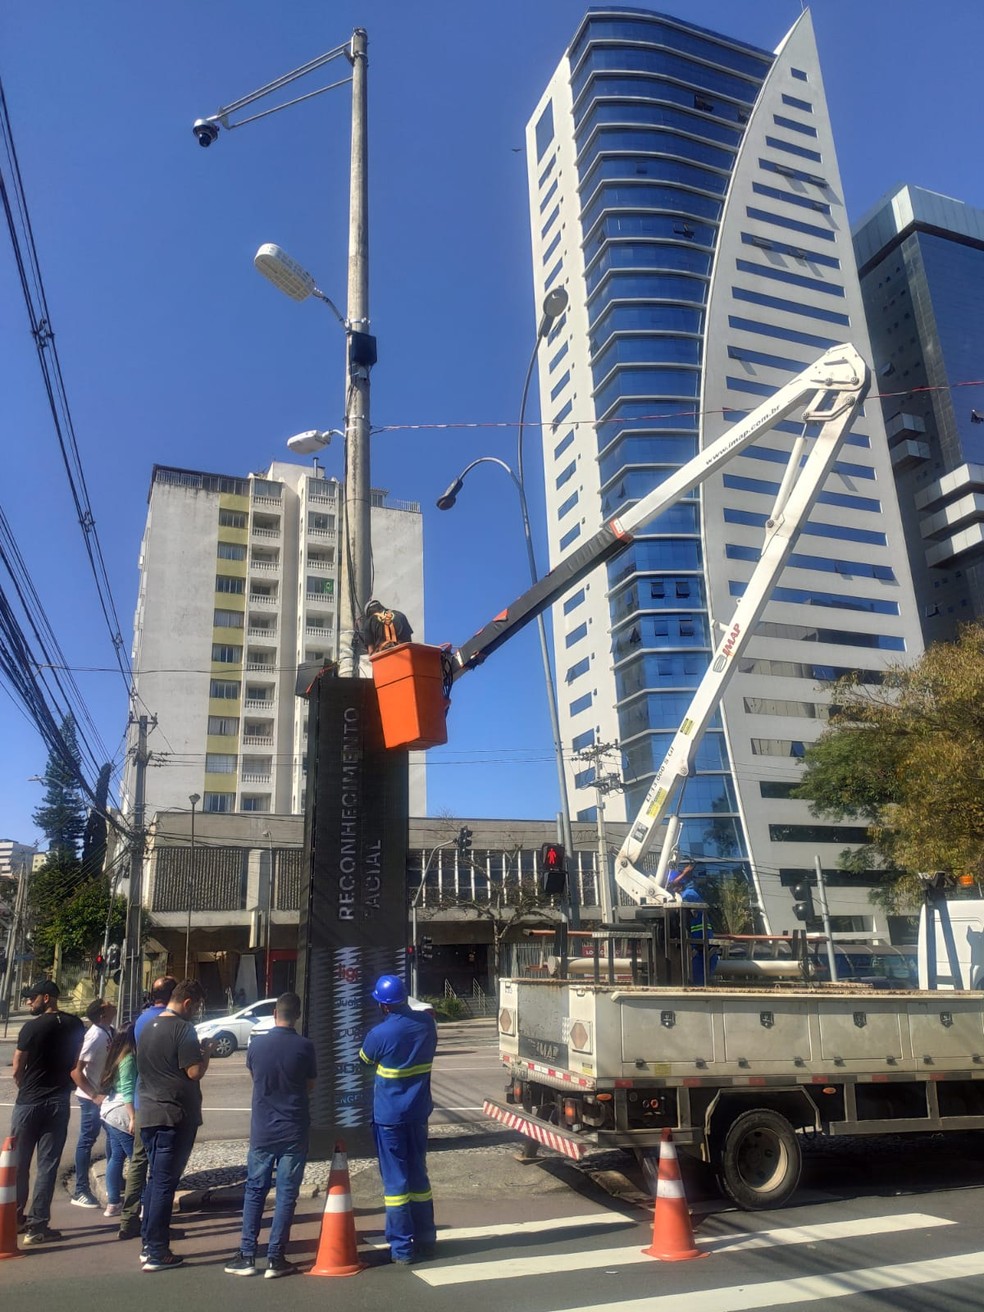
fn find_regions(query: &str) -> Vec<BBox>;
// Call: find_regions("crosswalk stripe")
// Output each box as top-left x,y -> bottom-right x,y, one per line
413,1211 -> 952,1288
364,1211 -> 630,1252
551,1249 -> 984,1311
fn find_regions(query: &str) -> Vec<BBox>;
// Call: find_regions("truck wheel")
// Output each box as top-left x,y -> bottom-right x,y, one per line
717,1109 -> 802,1210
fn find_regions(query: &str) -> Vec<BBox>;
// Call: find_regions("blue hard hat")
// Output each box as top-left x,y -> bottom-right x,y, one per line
372,974 -> 407,1005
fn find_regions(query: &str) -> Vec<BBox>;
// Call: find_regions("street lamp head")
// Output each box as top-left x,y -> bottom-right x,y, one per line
254,243 -> 317,302
189,793 -> 201,808
436,477 -> 464,511
538,287 -> 569,338
192,119 -> 220,148
286,429 -> 337,456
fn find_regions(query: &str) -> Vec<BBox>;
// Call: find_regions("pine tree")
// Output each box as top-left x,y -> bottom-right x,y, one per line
81,762 -> 112,877
32,714 -> 86,863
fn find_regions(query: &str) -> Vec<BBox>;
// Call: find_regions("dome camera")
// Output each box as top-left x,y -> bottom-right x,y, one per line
193,119 -> 220,148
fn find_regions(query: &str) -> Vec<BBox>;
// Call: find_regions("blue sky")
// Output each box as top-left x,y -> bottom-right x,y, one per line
2,0 -> 982,847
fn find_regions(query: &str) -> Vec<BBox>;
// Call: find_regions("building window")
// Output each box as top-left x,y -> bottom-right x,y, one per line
769,824 -> 870,844
764,135 -> 822,163
559,523 -> 582,551
760,781 -> 798,799
570,692 -> 592,716
543,230 -> 562,264
214,609 -> 245,628
790,68 -> 808,81
217,541 -> 247,561
564,588 -> 586,615
558,490 -> 579,518
211,644 -> 242,664
733,286 -> 848,326
208,716 -> 239,736
203,792 -> 233,813
565,622 -> 588,648
554,430 -> 574,460
215,575 -> 245,594
241,797 -> 269,813
572,728 -> 595,752
541,205 -> 560,240
209,679 -> 240,699
772,114 -> 817,138
535,101 -> 554,160
206,753 -> 238,773
782,93 -> 812,112
548,341 -> 569,373
566,656 -> 589,682
735,259 -> 843,298
550,369 -> 570,402
218,509 -> 247,528
574,767 -> 596,790
556,461 -> 576,489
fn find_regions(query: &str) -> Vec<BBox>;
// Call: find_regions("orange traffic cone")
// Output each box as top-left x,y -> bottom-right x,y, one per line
0,1135 -> 23,1261
307,1142 -> 365,1277
642,1128 -> 707,1262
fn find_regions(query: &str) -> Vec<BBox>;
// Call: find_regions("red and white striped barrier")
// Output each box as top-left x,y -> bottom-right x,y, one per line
0,1135 -> 23,1260
482,1100 -> 589,1160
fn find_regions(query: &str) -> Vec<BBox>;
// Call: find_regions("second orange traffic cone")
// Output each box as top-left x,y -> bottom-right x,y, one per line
642,1127 -> 707,1262
307,1142 -> 365,1277
0,1135 -> 23,1261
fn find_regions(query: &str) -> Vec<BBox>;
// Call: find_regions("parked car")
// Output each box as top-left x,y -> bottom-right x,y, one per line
196,997 -> 277,1057
809,944 -> 918,989
245,995 -> 436,1051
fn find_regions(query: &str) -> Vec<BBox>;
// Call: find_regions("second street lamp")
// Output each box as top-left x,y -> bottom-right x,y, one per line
185,793 -> 200,979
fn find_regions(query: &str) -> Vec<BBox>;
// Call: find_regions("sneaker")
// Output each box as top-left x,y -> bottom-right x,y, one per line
104,1202 -> 122,1217
23,1227 -> 62,1246
391,1252 -> 415,1265
142,1251 -> 184,1272
264,1255 -> 297,1279
71,1192 -> 100,1209
139,1248 -> 149,1264
224,1251 -> 258,1277
118,1216 -> 142,1240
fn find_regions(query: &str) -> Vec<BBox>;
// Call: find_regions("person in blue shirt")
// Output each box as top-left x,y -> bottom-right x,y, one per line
668,863 -> 719,986
225,992 -> 317,1279
359,974 -> 438,1265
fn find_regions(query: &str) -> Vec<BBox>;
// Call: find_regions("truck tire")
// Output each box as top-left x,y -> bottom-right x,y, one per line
717,1108 -> 802,1210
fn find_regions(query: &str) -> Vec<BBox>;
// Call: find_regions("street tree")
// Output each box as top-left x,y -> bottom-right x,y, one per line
81,762 -> 112,877
793,622 -> 984,910
32,715 -> 86,863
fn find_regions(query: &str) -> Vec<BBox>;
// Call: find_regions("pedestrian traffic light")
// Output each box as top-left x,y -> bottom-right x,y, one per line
539,843 -> 567,896
456,826 -> 473,857
95,951 -> 105,973
791,880 -> 816,922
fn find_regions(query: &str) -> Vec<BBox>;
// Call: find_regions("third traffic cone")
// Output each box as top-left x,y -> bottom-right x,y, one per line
308,1142 -> 365,1277
642,1127 -> 707,1262
0,1135 -> 22,1261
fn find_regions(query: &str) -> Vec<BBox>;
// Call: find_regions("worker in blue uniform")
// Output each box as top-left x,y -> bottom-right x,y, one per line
667,862 -> 719,985
359,974 -> 438,1264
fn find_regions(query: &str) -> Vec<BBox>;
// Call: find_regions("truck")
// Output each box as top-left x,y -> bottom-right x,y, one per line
438,343 -> 984,1208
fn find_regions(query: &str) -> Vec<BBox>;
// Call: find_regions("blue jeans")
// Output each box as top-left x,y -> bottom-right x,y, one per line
373,1121 -> 435,1261
104,1122 -> 135,1205
240,1142 -> 307,1259
140,1121 -> 198,1259
11,1096 -> 71,1228
74,1096 -> 105,1197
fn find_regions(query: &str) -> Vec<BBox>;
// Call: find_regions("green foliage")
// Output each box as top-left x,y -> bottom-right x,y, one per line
423,995 -> 466,1021
703,872 -> 754,935
794,623 -> 984,911
81,762 -> 112,878
29,864 -> 126,965
32,715 -> 86,863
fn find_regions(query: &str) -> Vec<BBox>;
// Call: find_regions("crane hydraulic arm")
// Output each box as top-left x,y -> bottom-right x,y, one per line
449,343 -> 869,905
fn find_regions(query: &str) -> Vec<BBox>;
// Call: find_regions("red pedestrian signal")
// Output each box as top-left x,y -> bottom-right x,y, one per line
539,843 -> 567,896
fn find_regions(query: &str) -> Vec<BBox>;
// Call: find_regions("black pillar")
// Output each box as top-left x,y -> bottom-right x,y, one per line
297,672 -> 409,1159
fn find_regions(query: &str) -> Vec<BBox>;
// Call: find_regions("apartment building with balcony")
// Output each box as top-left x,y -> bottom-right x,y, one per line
125,460 -> 425,821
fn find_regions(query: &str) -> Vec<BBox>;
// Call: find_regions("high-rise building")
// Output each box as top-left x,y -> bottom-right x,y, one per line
124,460 -> 425,819
854,184 -> 984,643
524,8 -> 922,931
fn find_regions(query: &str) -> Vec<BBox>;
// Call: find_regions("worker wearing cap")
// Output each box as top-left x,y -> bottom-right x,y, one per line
359,974 -> 438,1264
668,864 -> 719,986
362,600 -> 413,655
11,979 -> 85,1244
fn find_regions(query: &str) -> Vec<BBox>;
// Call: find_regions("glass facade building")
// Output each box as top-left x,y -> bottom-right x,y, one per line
854,185 -> 984,643
525,8 -> 923,931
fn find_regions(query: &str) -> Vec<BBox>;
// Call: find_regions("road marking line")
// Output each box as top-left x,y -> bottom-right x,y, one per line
550,1249 -> 984,1311
366,1212 -> 628,1252
412,1212 -> 953,1287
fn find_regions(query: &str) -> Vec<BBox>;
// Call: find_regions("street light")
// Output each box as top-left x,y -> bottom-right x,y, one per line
409,836 -> 458,996
436,289 -> 578,923
195,32 -> 373,677
185,794 -> 200,979
285,428 -> 343,456
261,828 -> 275,993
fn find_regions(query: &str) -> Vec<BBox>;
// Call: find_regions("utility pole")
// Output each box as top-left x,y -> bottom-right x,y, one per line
339,27 -> 371,677
2,855 -> 32,1035
814,854 -> 838,983
575,742 -> 623,923
122,715 -> 152,1023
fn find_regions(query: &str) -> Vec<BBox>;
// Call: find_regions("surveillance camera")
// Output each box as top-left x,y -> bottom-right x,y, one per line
193,119 -> 219,148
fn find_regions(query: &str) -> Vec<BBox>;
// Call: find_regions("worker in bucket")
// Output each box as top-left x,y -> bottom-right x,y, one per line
667,862 -> 719,985
362,600 -> 413,655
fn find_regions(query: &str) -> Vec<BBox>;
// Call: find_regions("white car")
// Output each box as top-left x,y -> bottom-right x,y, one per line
246,995 -> 435,1051
196,997 -> 278,1057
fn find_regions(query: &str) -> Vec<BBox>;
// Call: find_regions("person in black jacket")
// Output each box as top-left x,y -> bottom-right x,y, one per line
362,600 -> 413,655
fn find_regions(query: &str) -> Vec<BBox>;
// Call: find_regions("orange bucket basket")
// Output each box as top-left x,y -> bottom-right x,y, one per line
370,643 -> 450,750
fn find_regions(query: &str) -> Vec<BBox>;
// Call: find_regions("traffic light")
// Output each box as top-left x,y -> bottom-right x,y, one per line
108,944 -> 121,972
95,951 -> 105,974
420,936 -> 434,960
456,827 -> 473,857
539,842 -> 567,896
791,879 -> 816,922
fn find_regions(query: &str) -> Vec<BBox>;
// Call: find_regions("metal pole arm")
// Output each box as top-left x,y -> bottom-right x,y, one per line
203,44 -> 350,125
